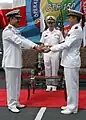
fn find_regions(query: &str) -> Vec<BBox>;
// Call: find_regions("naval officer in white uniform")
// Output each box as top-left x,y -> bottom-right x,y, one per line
2,9 -> 42,113
43,9 -> 83,114
40,16 -> 64,91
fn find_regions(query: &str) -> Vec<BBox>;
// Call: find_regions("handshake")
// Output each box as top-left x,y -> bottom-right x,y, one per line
34,44 -> 51,53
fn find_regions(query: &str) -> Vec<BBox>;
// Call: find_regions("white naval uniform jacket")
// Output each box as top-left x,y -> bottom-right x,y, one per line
50,23 -> 83,68
40,28 -> 64,46
2,24 -> 37,68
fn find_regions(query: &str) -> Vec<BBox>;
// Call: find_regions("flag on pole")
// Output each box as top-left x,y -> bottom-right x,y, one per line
80,0 -> 86,47
40,0 -> 45,33
0,0 -> 26,29
40,9 -> 45,33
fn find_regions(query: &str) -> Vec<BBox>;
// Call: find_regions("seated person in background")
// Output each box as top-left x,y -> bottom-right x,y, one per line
40,16 -> 64,91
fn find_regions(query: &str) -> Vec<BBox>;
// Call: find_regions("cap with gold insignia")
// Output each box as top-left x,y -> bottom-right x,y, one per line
6,9 -> 22,18
46,16 -> 56,22
68,9 -> 83,17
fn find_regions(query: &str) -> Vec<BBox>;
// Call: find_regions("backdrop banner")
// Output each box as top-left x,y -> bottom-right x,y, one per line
0,0 -> 85,43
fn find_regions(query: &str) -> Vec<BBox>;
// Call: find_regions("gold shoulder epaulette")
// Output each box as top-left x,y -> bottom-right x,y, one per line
75,26 -> 78,29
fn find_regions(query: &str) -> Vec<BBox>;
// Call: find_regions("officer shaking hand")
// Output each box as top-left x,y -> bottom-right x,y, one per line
2,9 -> 42,113
43,9 -> 83,114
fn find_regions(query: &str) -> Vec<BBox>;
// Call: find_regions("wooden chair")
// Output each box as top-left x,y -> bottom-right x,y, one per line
21,49 -> 65,99
21,48 -> 37,99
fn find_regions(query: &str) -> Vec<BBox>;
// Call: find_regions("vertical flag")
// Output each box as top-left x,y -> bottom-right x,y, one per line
80,0 -> 86,47
40,0 -> 45,33
40,9 -> 45,33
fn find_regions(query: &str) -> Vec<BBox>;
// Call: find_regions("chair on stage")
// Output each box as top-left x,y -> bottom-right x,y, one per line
21,49 -> 65,100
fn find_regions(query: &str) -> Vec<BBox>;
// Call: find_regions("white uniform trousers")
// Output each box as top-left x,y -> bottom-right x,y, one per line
5,68 -> 21,108
44,52 -> 59,86
64,67 -> 80,111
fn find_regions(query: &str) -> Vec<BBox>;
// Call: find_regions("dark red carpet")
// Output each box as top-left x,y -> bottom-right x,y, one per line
0,89 -> 86,109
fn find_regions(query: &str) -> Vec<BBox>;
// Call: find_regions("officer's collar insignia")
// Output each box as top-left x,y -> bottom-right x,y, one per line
60,41 -> 65,44
67,34 -> 70,37
75,26 -> 78,29
44,35 -> 48,37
